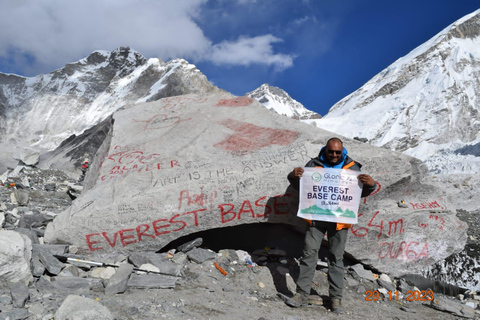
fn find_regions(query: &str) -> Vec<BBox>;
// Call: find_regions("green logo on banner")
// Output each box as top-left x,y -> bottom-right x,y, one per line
311,172 -> 322,182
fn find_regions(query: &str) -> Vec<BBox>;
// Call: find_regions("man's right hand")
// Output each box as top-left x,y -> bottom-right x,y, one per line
290,167 -> 304,179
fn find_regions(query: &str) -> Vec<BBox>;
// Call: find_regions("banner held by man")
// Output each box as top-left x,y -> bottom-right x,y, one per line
297,167 -> 363,224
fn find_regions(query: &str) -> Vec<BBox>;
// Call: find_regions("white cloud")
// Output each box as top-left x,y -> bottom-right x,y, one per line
0,0 -> 293,75
208,35 -> 294,70
236,0 -> 257,4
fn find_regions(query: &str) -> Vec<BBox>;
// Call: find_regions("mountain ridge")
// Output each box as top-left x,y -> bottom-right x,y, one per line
0,47 -> 219,152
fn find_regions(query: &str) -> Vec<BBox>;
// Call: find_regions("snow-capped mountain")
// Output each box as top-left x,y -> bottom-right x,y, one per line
0,47 -> 218,152
306,9 -> 480,176
246,83 -> 321,120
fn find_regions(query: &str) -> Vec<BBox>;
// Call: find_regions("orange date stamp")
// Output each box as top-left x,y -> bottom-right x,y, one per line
365,290 -> 434,301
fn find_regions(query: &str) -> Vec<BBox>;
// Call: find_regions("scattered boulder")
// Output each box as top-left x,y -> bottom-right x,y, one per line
128,252 -> 182,276
89,266 -> 116,279
104,263 -> 134,295
13,148 -> 40,166
13,189 -> 29,206
0,230 -> 33,284
350,263 -> 376,281
177,237 -> 203,253
186,247 -> 216,264
35,247 -> 65,275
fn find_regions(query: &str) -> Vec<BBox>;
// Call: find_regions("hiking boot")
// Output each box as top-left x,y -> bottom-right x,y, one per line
330,298 -> 343,314
307,295 -> 323,306
284,292 -> 308,308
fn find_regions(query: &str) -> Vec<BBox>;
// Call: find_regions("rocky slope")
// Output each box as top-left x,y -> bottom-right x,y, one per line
307,9 -> 480,176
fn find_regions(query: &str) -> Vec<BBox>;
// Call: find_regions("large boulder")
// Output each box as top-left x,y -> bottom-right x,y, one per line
45,93 -> 467,277
13,147 -> 40,166
0,230 -> 33,284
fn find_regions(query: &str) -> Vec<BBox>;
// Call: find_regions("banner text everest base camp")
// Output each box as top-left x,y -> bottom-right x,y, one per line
297,167 -> 362,224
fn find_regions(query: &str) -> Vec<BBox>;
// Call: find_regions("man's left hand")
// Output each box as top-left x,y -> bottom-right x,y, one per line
358,174 -> 375,186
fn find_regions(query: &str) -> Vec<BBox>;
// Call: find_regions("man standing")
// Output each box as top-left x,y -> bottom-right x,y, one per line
286,137 -> 376,313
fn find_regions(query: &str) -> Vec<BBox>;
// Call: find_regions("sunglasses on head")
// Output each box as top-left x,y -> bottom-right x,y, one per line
327,150 -> 342,155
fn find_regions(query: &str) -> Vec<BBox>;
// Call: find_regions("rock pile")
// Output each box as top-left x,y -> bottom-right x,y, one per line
1,165 -> 479,319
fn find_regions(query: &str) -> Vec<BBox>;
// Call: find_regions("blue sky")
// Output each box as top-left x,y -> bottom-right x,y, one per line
0,0 -> 479,116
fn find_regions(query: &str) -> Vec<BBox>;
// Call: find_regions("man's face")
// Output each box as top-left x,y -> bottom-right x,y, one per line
325,140 -> 343,165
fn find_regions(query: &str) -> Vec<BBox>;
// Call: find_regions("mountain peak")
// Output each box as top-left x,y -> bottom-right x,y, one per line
246,83 -> 321,120
106,46 -> 147,69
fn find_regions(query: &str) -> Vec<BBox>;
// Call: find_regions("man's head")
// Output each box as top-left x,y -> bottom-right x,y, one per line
324,137 -> 343,165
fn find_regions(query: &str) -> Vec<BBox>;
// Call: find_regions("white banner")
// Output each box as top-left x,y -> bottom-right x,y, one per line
297,167 -> 363,224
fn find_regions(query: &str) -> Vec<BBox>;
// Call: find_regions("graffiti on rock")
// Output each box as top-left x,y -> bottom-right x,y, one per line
410,200 -> 445,210
84,193 -> 291,251
99,145 -> 180,181
216,97 -> 253,107
214,119 -> 300,153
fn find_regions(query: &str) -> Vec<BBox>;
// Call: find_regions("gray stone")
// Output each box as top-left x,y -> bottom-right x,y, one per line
397,278 -> 415,294
379,273 -> 392,283
35,247 -> 65,275
137,263 -> 160,274
44,183 -> 56,191
89,266 -> 116,279
187,247 -> 216,264
377,278 -> 396,292
18,213 -> 52,229
9,282 -> 30,308
69,245 -> 79,254
128,252 -> 182,276
219,249 -> 240,262
27,302 -> 46,318
33,244 -> 68,255
0,307 -> 31,320
128,251 -> 169,266
31,255 -> 46,277
35,276 -> 60,294
172,252 -> 188,265
13,189 -> 29,206
30,228 -> 45,238
429,295 -> 475,318
49,276 -> 103,295
177,237 -> 203,253
4,212 -> 17,226
44,93 -> 467,277
345,276 -> 360,287
13,148 -> 40,166
0,294 -> 13,305
0,230 -> 33,284
127,273 -> 178,289
104,263 -> 134,295
15,228 -> 39,245
55,295 -> 113,320
350,264 -> 376,282
58,265 -> 80,277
